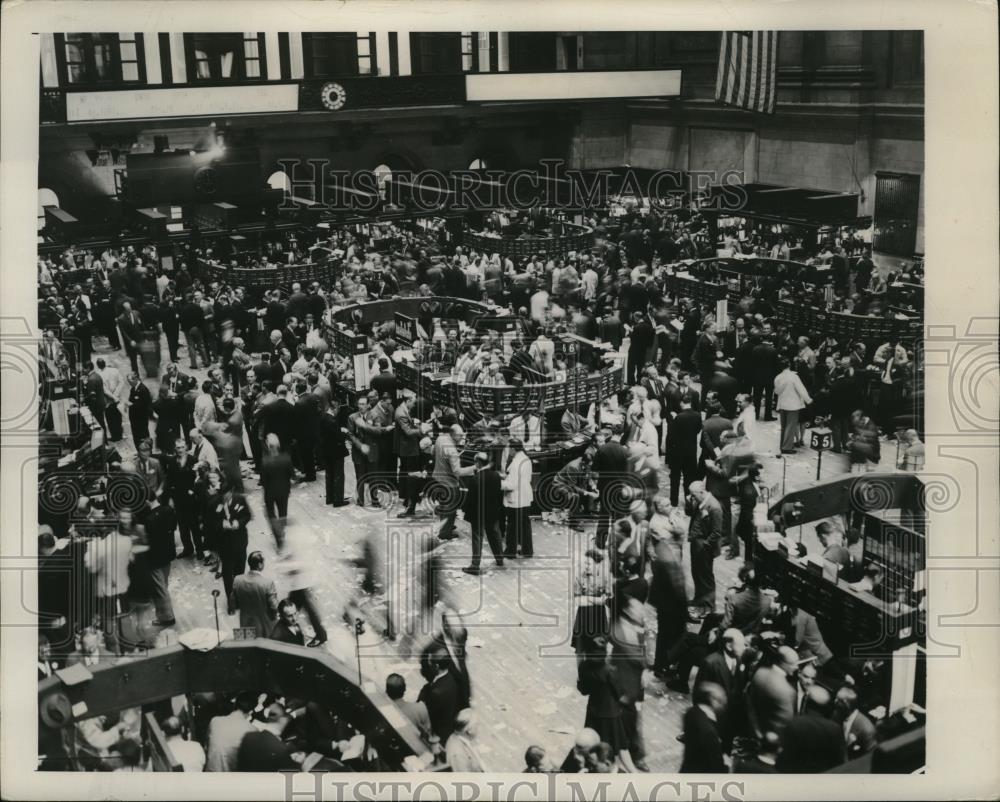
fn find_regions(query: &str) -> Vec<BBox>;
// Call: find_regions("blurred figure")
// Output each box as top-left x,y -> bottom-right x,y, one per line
680,681 -> 728,773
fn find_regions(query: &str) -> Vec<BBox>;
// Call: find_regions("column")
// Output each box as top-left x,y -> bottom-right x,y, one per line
375,31 -> 390,77
396,30 -> 411,75
40,33 -> 59,87
264,32 -> 282,80
288,32 -> 305,79
143,32 -> 162,84
169,33 -> 187,83
497,32 -> 509,71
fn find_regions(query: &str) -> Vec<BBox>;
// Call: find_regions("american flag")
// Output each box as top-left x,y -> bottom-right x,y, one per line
715,31 -> 779,114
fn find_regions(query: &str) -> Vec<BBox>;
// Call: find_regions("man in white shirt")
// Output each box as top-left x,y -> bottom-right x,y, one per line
508,410 -> 542,450
189,428 -> 219,469
96,357 -> 125,441
529,287 -> 549,324
581,264 -> 599,302
773,359 -> 812,454
163,716 -> 206,772
193,381 -> 219,432
501,438 -> 534,559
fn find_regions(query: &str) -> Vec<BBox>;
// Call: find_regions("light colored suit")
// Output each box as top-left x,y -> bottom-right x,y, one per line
773,369 -> 812,411
501,451 -> 533,509
232,571 -> 278,638
84,533 -> 133,598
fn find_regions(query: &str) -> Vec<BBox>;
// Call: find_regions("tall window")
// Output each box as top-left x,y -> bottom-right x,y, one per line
57,33 -> 145,85
409,33 -> 465,75
302,33 -> 376,77
185,33 -> 266,81
874,172 -> 921,257
461,32 -> 479,72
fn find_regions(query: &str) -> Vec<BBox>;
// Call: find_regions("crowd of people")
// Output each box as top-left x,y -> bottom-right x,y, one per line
36,200 -> 923,773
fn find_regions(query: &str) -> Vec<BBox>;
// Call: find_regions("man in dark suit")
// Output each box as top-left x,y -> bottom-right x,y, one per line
680,681 -> 728,773
664,394 -> 702,506
750,334 -> 779,422
394,395 -> 424,516
235,704 -> 297,771
83,361 -> 107,436
417,651 -> 461,745
126,372 -> 154,447
627,311 -> 655,385
834,685 -> 878,759
269,598 -> 305,646
116,300 -> 144,374
370,358 -> 398,403
748,645 -> 799,740
232,551 -> 279,638
259,385 -> 296,456
319,400 -> 350,507
687,481 -> 724,617
592,425 -> 631,548
462,452 -> 504,575
777,686 -> 848,772
217,484 -> 252,613
695,628 -> 747,749
164,436 -> 202,558
293,382 -> 321,482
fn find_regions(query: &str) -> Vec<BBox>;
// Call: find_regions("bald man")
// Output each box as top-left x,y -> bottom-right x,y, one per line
559,728 -> 601,773
747,645 -> 800,739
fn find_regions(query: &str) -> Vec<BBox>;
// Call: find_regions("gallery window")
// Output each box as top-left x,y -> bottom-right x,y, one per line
303,33 -> 377,77
56,33 -> 146,86
184,33 -> 266,81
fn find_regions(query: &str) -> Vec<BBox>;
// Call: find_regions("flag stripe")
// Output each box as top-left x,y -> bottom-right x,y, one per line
715,30 -> 779,114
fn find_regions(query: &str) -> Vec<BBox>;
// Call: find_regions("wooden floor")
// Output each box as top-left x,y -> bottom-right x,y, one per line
98,336 -> 896,772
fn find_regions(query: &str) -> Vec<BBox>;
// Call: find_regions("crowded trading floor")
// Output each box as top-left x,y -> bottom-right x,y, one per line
36,198 -> 927,774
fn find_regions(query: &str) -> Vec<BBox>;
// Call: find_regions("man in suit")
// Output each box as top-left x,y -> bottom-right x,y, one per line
680,681 -> 728,773
370,358 -> 398,402
462,452 -> 504,575
695,628 -> 747,749
416,651 -> 461,745
747,645 -> 800,740
140,492 -> 178,627
259,385 -> 297,457
116,300 -> 144,375
346,396 -> 378,508
627,311 -> 655,385
385,674 -> 438,750
665,393 -> 702,507
592,425 -> 631,548
217,483 -> 252,613
293,381 -> 321,482
368,393 -> 397,487
720,562 -> 774,635
777,685 -> 848,772
687,481 -> 724,617
179,294 -> 208,369
83,360 -> 108,437
232,551 -> 279,638
235,704 -> 297,771
749,334 -> 779,422
164,437 -> 202,559
501,437 -> 534,559
834,685 -> 878,758
269,598 -> 305,646
394,395 -> 424,516
431,424 -> 478,540
206,692 -> 256,772
319,399 -> 350,507
125,372 -> 154,446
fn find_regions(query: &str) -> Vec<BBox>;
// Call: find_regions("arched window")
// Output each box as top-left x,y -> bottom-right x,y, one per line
373,163 -> 393,199
267,170 -> 292,193
38,188 -> 59,232
468,158 -> 488,171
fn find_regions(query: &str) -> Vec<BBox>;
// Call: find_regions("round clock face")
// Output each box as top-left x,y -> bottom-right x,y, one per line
193,166 -> 219,195
321,82 -> 347,111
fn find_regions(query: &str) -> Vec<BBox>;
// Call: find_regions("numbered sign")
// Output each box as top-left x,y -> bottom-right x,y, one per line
810,427 -> 833,451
